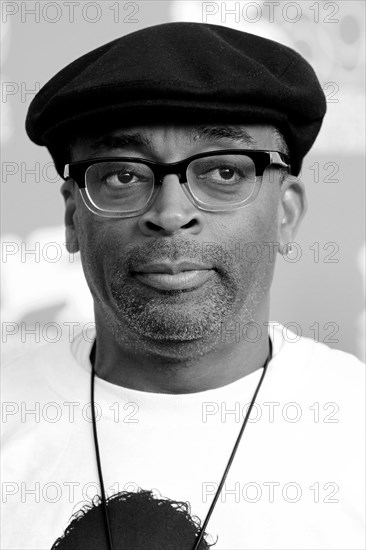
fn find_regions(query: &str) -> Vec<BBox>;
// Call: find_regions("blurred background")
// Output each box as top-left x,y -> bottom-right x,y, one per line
1,0 -> 365,362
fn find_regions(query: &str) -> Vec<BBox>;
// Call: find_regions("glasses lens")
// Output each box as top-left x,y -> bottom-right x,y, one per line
85,161 -> 154,212
188,155 -> 256,206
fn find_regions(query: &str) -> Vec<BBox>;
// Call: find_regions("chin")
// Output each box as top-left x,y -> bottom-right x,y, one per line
101,303 -> 225,361
119,329 -> 222,363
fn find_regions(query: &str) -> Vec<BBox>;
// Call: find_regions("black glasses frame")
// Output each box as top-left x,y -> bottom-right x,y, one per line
63,149 -> 290,218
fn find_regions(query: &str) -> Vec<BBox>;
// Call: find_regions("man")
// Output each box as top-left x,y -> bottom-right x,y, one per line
2,22 -> 364,550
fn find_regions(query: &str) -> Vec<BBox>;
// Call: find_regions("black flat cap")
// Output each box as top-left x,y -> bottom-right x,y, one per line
26,22 -> 326,176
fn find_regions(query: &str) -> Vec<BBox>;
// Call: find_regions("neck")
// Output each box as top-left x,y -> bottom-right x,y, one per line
92,307 -> 271,394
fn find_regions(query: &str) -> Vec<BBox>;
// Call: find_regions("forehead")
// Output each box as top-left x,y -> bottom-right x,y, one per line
71,123 -> 285,161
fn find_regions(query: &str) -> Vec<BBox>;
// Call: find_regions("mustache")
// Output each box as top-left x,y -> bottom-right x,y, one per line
118,238 -> 228,272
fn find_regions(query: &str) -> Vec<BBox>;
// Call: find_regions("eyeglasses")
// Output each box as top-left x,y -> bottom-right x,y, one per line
64,149 -> 290,218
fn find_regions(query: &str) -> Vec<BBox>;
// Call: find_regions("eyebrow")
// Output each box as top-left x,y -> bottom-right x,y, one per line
193,126 -> 257,146
88,125 -> 257,154
91,133 -> 152,152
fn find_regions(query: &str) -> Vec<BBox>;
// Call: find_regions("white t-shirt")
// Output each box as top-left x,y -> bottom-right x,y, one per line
1,324 -> 365,550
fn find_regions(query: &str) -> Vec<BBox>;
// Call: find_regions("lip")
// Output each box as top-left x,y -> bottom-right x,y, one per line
133,262 -> 215,291
133,261 -> 213,274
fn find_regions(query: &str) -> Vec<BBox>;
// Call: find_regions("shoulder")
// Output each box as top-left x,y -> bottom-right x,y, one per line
1,332 -> 92,403
270,322 -> 365,398
1,333 -> 93,444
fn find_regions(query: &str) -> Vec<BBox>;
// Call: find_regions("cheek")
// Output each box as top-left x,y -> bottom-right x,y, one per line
74,202 -> 134,295
254,192 -> 280,243
249,176 -> 281,246
212,183 -> 280,249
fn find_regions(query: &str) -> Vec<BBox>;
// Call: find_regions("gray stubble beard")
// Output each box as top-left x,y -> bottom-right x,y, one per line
105,238 -> 272,357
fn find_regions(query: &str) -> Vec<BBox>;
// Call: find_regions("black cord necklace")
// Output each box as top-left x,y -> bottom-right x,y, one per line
90,339 -> 272,550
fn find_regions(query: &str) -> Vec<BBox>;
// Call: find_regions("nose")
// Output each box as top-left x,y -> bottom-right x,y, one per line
137,174 -> 203,236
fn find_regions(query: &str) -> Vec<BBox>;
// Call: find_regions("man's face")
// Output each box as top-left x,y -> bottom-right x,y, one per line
65,124 -> 297,358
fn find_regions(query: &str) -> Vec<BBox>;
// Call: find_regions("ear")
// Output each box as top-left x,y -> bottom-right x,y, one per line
277,174 -> 307,255
61,179 -> 79,254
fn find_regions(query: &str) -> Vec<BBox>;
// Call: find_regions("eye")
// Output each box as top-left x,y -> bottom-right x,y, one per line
190,155 -> 256,188
104,170 -> 139,187
212,166 -> 239,182
92,162 -> 153,189
197,163 -> 244,185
